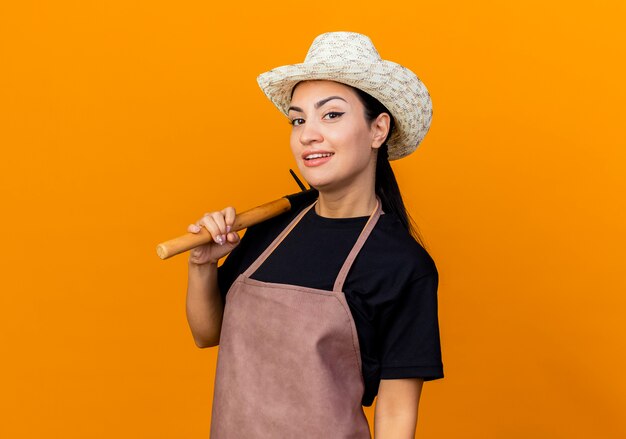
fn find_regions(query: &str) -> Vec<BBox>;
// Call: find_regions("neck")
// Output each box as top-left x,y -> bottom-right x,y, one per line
315,187 -> 377,218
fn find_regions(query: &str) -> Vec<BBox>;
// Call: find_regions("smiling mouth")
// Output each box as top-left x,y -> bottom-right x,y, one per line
305,152 -> 334,161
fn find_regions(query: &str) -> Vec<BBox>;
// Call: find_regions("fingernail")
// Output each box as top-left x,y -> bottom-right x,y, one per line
191,225 -> 200,233
220,234 -> 226,244
215,235 -> 223,245
226,225 -> 232,233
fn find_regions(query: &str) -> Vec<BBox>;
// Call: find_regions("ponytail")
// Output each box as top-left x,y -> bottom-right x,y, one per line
352,87 -> 426,248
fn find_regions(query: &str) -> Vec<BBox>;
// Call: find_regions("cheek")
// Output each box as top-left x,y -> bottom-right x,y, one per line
340,127 -> 372,159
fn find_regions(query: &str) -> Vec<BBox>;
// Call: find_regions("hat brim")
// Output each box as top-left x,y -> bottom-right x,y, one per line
257,60 -> 432,160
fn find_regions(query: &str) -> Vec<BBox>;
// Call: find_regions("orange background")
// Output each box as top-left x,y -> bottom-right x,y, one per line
1,1 -> 625,438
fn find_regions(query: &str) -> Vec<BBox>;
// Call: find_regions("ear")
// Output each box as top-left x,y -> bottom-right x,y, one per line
371,113 -> 391,150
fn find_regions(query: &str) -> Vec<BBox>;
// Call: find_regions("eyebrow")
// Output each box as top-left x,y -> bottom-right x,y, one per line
288,96 -> 348,113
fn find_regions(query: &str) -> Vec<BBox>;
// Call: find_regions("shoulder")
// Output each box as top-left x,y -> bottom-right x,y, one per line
364,211 -> 438,279
243,193 -> 315,241
217,194 -> 316,293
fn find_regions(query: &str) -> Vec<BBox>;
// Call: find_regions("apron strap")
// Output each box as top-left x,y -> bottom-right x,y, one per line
243,199 -> 318,278
333,198 -> 383,292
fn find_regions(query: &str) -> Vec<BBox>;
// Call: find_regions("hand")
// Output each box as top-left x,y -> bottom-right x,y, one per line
187,207 -> 241,265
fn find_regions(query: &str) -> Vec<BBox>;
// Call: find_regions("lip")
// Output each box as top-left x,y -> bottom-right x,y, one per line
301,149 -> 334,168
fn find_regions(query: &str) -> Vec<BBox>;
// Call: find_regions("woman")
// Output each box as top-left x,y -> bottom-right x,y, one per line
185,32 -> 443,438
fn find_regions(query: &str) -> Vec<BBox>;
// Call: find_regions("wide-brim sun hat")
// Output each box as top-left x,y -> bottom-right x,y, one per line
257,31 -> 433,161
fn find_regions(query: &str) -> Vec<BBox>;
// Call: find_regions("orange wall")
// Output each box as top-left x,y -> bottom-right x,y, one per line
1,1 -> 625,437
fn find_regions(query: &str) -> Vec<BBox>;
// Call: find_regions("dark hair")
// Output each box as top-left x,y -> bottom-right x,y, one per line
351,87 -> 425,247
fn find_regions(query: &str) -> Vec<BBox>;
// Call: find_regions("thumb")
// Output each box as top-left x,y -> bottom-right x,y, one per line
224,231 -> 241,246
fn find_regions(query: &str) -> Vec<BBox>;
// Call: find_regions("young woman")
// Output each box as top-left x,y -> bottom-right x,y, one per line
185,32 -> 443,438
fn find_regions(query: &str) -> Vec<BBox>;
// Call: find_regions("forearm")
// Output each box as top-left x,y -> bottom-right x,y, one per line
373,378 -> 423,438
186,261 -> 224,348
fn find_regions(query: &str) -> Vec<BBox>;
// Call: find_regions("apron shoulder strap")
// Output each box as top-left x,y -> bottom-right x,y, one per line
333,197 -> 383,292
243,199 -> 317,278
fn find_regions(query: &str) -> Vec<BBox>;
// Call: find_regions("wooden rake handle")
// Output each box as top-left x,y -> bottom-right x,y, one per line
156,190 -> 317,260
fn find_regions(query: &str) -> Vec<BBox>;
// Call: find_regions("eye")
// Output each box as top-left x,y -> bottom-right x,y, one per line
323,111 -> 345,120
290,118 -> 305,126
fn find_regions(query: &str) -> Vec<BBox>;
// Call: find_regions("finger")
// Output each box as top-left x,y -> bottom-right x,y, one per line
200,215 -> 225,245
222,206 -> 236,231
210,212 -> 228,245
209,211 -> 227,236
188,223 -> 201,234
226,231 -> 240,244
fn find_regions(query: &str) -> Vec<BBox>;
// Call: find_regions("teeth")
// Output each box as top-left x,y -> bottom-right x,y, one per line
305,153 -> 333,160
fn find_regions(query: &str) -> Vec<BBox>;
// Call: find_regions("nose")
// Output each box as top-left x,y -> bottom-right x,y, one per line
298,119 -> 323,146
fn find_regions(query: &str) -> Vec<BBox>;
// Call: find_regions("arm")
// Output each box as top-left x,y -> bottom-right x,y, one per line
185,207 -> 240,348
374,378 -> 424,439
186,261 -> 225,348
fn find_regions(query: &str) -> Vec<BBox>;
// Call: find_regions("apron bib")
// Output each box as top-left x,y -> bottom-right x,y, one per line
210,198 -> 382,438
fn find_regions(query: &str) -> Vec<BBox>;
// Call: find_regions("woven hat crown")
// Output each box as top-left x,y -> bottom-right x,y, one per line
304,32 -> 383,64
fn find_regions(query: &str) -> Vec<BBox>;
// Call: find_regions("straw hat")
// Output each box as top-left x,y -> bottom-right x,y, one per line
257,32 -> 433,160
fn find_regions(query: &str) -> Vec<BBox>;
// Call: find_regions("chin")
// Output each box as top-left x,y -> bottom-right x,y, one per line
303,178 -> 329,192
298,169 -> 332,190
297,162 -> 355,193
304,177 -> 345,194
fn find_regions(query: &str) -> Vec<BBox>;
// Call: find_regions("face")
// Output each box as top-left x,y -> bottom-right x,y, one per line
288,80 -> 388,194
